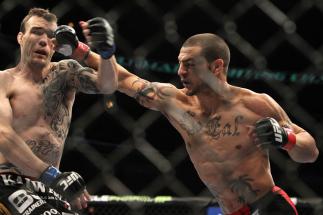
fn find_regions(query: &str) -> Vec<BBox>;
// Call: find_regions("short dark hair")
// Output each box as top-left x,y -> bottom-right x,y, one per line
182,33 -> 230,68
20,8 -> 57,33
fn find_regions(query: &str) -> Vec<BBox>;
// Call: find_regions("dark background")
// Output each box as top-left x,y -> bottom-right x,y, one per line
0,0 -> 322,203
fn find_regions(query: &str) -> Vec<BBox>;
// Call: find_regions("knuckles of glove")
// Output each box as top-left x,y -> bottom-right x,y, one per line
254,117 -> 288,148
87,17 -> 115,53
54,25 -> 79,56
50,171 -> 86,201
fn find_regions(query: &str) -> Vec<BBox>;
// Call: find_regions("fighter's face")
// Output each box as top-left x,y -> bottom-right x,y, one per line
177,46 -> 211,96
18,16 -> 57,68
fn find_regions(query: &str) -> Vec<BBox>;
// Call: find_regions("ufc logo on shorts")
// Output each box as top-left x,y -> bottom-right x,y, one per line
59,172 -> 80,191
270,119 -> 282,143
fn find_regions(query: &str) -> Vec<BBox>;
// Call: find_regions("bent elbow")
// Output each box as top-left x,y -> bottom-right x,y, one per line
308,148 -> 319,163
297,148 -> 320,163
0,128 -> 13,153
97,81 -> 118,95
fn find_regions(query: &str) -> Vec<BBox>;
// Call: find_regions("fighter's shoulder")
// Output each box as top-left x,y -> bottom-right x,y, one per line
0,69 -> 16,95
237,87 -> 268,99
0,69 -> 15,84
54,59 -> 81,71
239,88 -> 277,116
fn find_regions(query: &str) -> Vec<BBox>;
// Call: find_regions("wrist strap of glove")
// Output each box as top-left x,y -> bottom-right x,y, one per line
71,42 -> 90,62
39,166 -> 61,185
98,44 -> 116,59
282,128 -> 296,151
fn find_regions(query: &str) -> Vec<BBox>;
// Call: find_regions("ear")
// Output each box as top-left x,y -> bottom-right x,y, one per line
17,32 -> 23,45
209,59 -> 224,74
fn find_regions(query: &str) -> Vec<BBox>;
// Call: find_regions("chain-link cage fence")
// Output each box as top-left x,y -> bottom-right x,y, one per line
80,196 -> 323,215
0,0 -> 323,214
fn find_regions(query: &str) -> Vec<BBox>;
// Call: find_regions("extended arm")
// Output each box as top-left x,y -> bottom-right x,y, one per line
74,42 -> 177,110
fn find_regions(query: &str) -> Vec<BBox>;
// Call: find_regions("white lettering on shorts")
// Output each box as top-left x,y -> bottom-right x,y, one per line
8,190 -> 34,213
41,208 -> 59,215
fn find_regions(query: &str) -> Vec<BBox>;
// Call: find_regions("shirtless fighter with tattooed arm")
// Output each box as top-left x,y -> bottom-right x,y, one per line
0,8 -> 117,214
81,20 -> 319,214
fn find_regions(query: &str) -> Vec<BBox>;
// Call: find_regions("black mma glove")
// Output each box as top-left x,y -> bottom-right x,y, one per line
255,117 -> 296,150
54,25 -> 90,61
87,17 -> 116,59
39,166 -> 86,201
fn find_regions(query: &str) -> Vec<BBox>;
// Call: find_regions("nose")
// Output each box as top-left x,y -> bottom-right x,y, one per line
39,37 -> 48,47
38,33 -> 52,47
177,64 -> 187,77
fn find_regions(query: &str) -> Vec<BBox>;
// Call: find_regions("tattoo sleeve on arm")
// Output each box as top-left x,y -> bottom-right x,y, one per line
76,68 -> 100,93
67,60 -> 100,94
71,67 -> 100,94
132,78 -> 172,106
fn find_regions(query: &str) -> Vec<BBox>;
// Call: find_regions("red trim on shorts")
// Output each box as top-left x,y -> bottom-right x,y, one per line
228,186 -> 298,215
228,205 -> 251,215
272,186 -> 298,215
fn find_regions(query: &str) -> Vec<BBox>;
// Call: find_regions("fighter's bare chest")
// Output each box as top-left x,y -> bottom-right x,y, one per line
10,79 -> 67,114
9,74 -> 73,139
166,103 -> 246,137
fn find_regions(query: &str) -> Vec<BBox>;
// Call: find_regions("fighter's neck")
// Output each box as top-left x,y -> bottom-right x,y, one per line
15,62 -> 51,83
195,84 -> 235,114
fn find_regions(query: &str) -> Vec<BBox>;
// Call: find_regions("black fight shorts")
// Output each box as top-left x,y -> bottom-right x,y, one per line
0,173 -> 78,215
229,186 -> 298,215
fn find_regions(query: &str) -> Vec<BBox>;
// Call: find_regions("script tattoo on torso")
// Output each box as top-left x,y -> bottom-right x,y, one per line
206,115 -> 243,140
26,139 -> 60,165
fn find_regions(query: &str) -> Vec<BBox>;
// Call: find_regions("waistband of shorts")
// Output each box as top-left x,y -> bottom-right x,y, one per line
228,186 -> 295,215
0,163 -> 22,175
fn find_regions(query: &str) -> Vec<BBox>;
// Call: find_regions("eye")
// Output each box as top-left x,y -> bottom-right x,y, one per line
30,28 -> 54,38
184,63 -> 194,68
31,28 -> 45,36
45,30 -> 54,38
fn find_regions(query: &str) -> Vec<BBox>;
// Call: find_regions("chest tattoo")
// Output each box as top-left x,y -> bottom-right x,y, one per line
206,115 -> 243,140
26,139 -> 60,165
41,64 -> 70,140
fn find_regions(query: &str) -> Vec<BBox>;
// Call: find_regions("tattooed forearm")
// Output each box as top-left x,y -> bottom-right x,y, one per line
132,78 -> 153,103
132,78 -> 173,106
229,175 -> 260,204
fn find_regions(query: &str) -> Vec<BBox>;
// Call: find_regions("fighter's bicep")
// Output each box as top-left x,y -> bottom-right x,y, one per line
72,67 -> 100,94
262,94 -> 293,128
66,60 -> 100,94
0,95 -> 13,126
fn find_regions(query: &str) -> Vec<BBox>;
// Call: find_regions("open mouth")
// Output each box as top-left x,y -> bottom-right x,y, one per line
181,80 -> 190,86
34,50 -> 48,57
